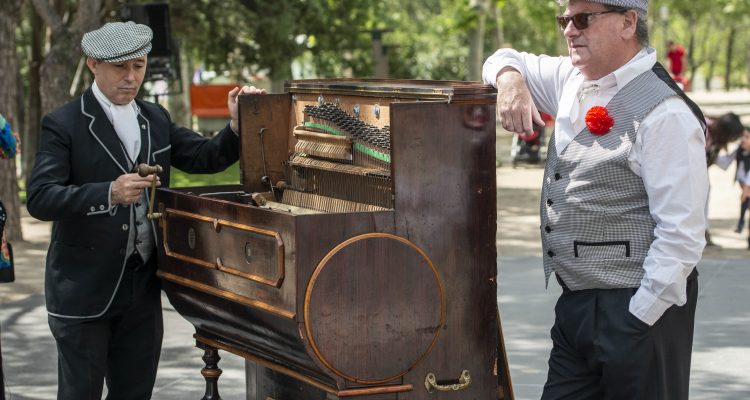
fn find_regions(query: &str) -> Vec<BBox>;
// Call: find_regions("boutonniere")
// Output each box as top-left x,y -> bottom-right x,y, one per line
585,106 -> 614,135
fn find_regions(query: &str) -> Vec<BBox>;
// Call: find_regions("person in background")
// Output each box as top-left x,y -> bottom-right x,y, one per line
666,40 -> 686,85
705,112 -> 745,246
26,21 -> 265,399
0,200 -> 10,400
0,112 -> 20,400
735,129 -> 750,245
715,126 -> 750,246
482,0 -> 707,399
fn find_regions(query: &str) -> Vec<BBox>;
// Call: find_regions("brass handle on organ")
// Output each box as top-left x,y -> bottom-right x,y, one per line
424,370 -> 471,393
136,163 -> 163,220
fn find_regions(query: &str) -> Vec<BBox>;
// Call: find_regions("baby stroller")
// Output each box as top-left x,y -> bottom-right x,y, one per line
510,112 -> 553,167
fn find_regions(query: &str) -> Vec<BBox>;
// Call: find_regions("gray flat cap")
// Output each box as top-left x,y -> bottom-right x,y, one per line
82,21 -> 153,62
557,0 -> 648,17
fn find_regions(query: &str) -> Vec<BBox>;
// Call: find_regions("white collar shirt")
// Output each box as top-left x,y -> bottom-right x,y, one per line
483,47 -> 708,326
92,81 -> 141,165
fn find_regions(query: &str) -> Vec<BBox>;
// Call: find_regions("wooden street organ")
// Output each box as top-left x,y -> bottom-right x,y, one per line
153,79 -> 513,399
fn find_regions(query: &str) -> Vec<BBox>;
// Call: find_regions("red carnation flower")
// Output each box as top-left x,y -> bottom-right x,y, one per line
585,106 -> 614,135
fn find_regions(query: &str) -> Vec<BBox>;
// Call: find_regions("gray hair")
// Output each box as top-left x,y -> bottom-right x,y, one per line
603,5 -> 649,47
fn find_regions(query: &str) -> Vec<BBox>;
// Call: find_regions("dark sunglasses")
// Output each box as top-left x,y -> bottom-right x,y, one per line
556,10 -> 621,31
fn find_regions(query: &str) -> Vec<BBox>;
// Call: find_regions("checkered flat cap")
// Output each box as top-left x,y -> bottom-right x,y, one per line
557,0 -> 648,17
82,21 -> 152,62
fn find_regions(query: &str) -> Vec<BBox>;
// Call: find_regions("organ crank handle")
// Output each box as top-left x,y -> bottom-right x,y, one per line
136,163 -> 163,220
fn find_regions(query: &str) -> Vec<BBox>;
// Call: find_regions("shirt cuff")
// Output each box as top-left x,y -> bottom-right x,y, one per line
482,59 -> 525,87
629,286 -> 672,326
229,121 -> 239,137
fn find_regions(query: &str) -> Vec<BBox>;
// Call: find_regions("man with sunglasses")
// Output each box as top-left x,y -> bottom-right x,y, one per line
483,1 -> 707,399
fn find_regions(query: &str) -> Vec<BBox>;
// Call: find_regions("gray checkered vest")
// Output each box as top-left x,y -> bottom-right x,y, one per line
540,70 -> 678,290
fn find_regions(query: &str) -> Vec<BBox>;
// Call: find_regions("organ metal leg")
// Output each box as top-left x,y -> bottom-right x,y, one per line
198,342 -> 223,400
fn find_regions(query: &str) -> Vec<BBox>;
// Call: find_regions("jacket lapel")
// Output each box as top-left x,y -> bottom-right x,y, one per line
135,105 -> 151,166
81,88 -> 130,173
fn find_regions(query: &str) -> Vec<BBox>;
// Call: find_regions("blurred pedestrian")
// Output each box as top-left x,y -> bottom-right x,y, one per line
483,0 -> 707,399
26,21 -> 265,399
0,112 -> 19,400
715,126 -> 750,246
666,41 -> 685,76
705,112 -> 745,246
736,129 -> 750,245
666,41 -> 688,89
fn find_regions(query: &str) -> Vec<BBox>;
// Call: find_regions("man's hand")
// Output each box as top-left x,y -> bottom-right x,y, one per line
111,173 -> 160,205
228,85 -> 267,132
495,67 -> 545,136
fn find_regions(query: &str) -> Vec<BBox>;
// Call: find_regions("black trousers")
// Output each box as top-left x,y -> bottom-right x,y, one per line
48,255 -> 163,400
541,271 -> 698,400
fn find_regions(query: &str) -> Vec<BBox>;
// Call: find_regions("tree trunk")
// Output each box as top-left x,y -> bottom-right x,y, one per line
168,40 -> 192,128
489,3 -> 504,50
0,0 -> 24,241
724,25 -> 735,91
468,1 -> 488,82
24,5 -> 43,185
32,0 -> 103,115
687,17 -> 698,88
706,59 -> 716,92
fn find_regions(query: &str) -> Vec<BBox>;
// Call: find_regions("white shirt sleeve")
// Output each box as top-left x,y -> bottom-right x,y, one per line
714,148 -> 737,170
482,48 -> 575,116
628,97 -> 708,325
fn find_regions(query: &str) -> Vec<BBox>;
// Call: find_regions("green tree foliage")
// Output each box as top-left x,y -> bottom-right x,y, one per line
106,0 -> 750,87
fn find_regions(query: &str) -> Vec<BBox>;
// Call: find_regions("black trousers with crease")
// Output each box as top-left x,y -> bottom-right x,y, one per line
541,270 -> 698,400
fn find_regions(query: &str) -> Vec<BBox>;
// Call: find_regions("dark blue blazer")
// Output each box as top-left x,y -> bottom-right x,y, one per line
27,87 -> 239,318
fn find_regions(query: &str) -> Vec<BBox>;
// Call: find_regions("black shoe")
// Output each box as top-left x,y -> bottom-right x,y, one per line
736,221 -> 744,234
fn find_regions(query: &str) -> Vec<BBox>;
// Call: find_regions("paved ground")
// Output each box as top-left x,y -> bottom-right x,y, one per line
2,94 -> 749,399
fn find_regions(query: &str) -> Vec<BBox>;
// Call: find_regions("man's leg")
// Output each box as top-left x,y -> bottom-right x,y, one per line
737,199 -> 748,233
541,288 -> 604,400
599,274 -> 698,400
651,274 -> 698,400
105,259 -> 163,400
48,315 -> 112,400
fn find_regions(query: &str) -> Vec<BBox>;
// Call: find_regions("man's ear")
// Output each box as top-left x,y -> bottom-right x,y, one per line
621,10 -> 637,39
85,57 -> 98,75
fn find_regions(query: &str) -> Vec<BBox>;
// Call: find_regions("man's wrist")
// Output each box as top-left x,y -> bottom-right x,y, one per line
496,66 -> 522,85
230,119 -> 239,134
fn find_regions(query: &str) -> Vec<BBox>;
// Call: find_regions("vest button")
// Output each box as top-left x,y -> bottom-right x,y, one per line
121,224 -> 129,231
554,173 -> 561,180
545,226 -> 552,233
547,198 -> 553,206
119,248 -> 126,255
547,250 -> 555,257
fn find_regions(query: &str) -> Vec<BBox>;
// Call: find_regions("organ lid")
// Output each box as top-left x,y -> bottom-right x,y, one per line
285,78 -> 496,103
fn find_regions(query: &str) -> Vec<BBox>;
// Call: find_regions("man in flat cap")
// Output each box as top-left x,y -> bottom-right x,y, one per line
483,1 -> 706,399
27,21 -> 265,399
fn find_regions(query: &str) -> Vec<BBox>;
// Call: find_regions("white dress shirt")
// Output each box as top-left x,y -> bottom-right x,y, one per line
92,81 -> 141,164
483,47 -> 708,325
